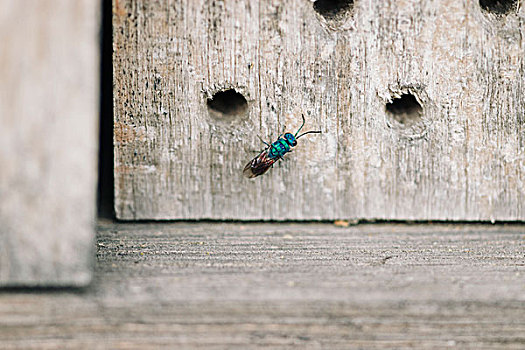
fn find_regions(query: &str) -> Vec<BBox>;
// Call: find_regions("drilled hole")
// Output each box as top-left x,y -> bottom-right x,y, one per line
313,0 -> 354,20
207,89 -> 248,118
386,94 -> 423,125
479,0 -> 517,14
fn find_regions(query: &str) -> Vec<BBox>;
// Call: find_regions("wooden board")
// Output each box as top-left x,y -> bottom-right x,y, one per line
1,221 -> 524,348
113,0 -> 525,220
0,1 -> 99,286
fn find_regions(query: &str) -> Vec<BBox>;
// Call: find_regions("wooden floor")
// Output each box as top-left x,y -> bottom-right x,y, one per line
1,220 -> 524,349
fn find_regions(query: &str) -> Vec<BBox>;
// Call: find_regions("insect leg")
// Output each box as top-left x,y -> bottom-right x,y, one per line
257,135 -> 271,148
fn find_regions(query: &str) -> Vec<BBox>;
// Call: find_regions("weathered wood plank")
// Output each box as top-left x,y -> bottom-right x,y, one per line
0,221 -> 524,348
113,0 -> 525,220
0,1 -> 99,286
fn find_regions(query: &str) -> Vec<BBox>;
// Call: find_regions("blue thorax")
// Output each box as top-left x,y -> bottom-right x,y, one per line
268,133 -> 297,159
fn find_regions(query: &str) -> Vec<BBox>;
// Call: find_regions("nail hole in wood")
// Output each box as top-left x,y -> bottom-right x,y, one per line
207,89 -> 248,118
479,0 -> 518,14
386,94 -> 423,125
313,0 -> 354,20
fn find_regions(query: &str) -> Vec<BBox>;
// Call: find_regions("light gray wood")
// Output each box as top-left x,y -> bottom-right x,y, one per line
1,221 -> 524,348
114,0 -> 525,220
0,1 -> 99,286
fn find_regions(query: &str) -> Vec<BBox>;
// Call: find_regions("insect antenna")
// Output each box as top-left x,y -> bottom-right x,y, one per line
294,114 -> 307,137
296,130 -> 322,139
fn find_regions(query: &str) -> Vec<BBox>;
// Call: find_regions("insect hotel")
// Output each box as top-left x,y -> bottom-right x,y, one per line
1,1 -> 524,347
114,0 -> 524,221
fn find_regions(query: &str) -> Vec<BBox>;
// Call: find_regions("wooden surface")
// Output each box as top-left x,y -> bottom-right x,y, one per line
113,0 -> 525,221
0,1 -> 99,286
1,221 -> 524,348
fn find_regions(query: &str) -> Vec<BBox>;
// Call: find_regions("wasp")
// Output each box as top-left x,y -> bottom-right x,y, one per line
243,114 -> 321,178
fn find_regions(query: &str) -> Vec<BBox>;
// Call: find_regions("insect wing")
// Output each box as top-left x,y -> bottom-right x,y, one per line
243,149 -> 276,178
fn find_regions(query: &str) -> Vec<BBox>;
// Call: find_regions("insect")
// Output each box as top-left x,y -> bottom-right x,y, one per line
243,114 -> 321,178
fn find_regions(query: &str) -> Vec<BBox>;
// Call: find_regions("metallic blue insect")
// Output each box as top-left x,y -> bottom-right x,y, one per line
243,115 -> 321,178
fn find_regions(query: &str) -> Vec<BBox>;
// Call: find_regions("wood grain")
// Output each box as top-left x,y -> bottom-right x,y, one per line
113,0 -> 525,220
0,1 -> 99,286
1,221 -> 524,349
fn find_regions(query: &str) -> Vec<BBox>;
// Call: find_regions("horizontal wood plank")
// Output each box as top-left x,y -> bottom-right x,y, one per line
1,221 -> 524,348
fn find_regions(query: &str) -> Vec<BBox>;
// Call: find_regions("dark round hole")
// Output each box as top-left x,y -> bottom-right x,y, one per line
313,0 -> 354,20
207,89 -> 248,117
385,94 -> 423,125
479,0 -> 517,14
